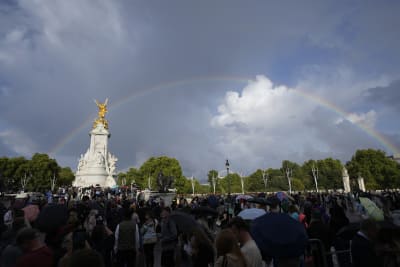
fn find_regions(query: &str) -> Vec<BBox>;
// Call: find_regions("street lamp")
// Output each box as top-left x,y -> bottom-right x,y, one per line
262,170 -> 269,192
225,159 -> 232,221
225,159 -> 230,195
191,175 -> 195,196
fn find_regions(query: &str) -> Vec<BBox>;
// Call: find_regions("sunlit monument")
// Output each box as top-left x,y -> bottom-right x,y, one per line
357,173 -> 366,192
342,167 -> 351,193
73,99 -> 117,187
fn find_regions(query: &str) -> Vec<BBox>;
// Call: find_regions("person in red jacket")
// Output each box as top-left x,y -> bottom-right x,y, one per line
15,228 -> 53,267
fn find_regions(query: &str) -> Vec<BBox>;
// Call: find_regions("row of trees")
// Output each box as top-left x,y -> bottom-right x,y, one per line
117,156 -> 210,194
0,149 -> 399,194
206,150 -> 400,193
0,153 -> 75,192
118,149 -> 400,194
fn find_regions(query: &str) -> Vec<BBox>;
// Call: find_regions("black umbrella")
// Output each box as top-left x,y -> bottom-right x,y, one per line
336,223 -> 360,240
257,192 -> 266,198
336,221 -> 400,240
207,195 -> 219,209
248,197 -> 270,205
170,211 -> 200,234
36,204 -> 68,233
251,213 -> 308,259
191,206 -> 218,217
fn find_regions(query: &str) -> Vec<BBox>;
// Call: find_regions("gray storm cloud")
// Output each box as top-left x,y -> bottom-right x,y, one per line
0,1 -> 399,181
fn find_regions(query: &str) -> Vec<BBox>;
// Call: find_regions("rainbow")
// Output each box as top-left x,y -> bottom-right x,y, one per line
49,75 -> 400,156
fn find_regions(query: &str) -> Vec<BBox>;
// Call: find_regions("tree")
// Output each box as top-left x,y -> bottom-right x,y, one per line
0,154 -> 73,192
291,178 -> 305,191
318,158 -> 343,190
302,160 -> 318,190
280,160 -> 303,193
207,170 -> 219,193
266,168 -> 287,191
346,149 -> 400,190
28,153 -> 59,191
246,169 -> 264,192
139,156 -> 185,192
0,157 -> 28,191
58,167 -> 75,187
219,173 -> 243,194
117,167 -> 143,188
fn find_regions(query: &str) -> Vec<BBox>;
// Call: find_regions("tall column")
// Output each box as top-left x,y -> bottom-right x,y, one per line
357,175 -> 366,192
342,167 -> 351,193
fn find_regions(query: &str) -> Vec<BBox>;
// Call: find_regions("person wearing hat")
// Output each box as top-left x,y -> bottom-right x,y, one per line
15,227 -> 53,267
266,196 -> 280,213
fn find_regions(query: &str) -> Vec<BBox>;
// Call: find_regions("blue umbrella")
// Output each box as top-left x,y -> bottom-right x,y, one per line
207,195 -> 219,209
251,213 -> 308,259
238,208 -> 266,220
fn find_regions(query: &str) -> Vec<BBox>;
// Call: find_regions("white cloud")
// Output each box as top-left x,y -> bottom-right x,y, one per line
210,75 -> 392,171
0,1 -> 399,179
211,75 -> 322,169
347,110 -> 377,129
211,75 -> 312,130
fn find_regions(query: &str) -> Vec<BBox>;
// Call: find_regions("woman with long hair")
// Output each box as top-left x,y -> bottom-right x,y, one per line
215,229 -> 247,267
190,228 -> 215,267
90,216 -> 114,267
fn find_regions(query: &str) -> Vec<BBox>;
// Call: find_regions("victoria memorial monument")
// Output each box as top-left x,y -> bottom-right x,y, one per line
73,99 -> 117,187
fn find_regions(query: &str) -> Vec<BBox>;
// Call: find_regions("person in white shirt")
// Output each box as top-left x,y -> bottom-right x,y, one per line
228,217 -> 264,267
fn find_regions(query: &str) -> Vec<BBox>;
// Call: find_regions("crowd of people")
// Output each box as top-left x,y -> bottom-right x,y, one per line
0,188 -> 400,267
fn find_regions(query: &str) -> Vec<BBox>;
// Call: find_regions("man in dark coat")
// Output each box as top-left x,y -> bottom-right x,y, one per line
351,219 -> 382,267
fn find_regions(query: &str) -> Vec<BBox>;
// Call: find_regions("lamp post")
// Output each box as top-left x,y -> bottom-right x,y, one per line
262,170 -> 269,192
225,159 -> 230,195
191,175 -> 195,196
225,159 -> 232,221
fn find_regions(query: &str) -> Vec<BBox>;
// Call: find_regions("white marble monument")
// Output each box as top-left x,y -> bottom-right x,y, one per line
342,167 -> 351,193
357,174 -> 366,192
73,99 -> 117,188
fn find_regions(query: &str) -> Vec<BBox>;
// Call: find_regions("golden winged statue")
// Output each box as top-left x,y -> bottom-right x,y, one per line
93,98 -> 109,129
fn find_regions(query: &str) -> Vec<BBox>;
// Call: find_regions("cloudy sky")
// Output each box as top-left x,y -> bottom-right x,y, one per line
1,0 -> 400,180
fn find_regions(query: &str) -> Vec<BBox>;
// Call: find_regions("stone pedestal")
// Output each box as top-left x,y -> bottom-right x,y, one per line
74,123 -> 117,188
342,167 -> 351,193
357,176 -> 366,192
140,191 -> 176,207
343,176 -> 351,193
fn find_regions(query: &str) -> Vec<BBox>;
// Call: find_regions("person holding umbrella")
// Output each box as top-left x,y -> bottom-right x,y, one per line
251,212 -> 308,267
